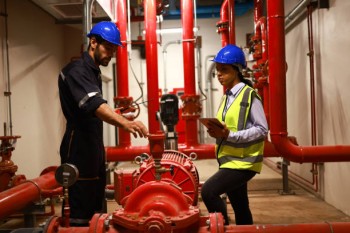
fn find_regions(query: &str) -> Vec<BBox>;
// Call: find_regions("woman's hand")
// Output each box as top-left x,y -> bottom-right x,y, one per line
207,121 -> 229,139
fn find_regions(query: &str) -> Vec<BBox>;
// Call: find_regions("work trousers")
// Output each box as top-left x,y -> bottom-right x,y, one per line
201,168 -> 256,225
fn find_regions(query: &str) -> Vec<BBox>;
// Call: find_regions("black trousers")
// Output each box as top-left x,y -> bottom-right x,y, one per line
201,168 -> 256,225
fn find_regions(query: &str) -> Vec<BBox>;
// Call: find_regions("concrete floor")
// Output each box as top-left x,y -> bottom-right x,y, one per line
1,159 -> 350,230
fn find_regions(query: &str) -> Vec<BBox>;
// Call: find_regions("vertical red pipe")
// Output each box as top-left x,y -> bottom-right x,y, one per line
116,0 -> 131,146
267,0 -> 287,135
181,0 -> 198,146
254,0 -> 263,23
145,0 -> 160,134
220,0 -> 229,47
228,0 -> 235,44
267,0 -> 350,162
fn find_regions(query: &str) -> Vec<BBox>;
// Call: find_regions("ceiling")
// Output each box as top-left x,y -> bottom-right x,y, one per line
29,0 -> 253,24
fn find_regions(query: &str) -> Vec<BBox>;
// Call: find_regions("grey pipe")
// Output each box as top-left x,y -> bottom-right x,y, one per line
162,40 -> 181,94
83,0 -> 94,50
285,0 -> 312,30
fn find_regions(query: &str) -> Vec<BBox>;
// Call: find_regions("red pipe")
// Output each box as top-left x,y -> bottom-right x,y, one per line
219,0 -> 229,47
267,0 -> 350,163
106,143 -> 216,161
228,0 -> 235,44
181,0 -> 199,147
116,0 -> 131,146
254,0 -> 263,23
0,169 -> 58,220
145,0 -> 160,134
197,222 -> 350,233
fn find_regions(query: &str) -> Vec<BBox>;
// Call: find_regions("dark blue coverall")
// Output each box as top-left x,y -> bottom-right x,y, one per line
58,51 -> 107,226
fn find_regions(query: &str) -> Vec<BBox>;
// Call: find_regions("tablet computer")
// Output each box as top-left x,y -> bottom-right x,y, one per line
199,118 -> 224,129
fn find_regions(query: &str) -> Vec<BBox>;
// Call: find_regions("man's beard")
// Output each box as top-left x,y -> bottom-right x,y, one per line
94,46 -> 111,67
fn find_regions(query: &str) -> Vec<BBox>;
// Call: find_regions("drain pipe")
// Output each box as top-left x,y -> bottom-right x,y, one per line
268,0 -> 350,163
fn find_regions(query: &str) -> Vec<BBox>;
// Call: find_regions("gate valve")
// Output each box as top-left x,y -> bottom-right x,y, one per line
114,96 -> 140,120
0,135 -> 20,192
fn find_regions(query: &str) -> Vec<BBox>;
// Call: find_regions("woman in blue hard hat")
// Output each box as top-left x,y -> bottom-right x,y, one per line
201,44 -> 268,225
58,21 -> 148,226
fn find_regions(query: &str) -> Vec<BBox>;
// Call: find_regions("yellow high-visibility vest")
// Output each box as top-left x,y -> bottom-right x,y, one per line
215,85 -> 264,173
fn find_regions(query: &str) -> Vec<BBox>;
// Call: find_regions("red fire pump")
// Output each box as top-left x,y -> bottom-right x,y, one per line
43,133 -> 226,233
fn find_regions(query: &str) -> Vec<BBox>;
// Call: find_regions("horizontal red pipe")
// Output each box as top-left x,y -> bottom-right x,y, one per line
0,169 -> 58,220
105,143 -> 216,162
197,222 -> 350,233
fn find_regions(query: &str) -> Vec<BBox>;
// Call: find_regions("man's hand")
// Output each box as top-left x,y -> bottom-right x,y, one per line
122,120 -> 148,138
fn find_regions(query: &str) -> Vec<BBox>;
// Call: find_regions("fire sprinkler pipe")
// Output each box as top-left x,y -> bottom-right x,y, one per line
267,0 -> 350,163
115,0 -> 132,147
0,169 -> 59,220
228,0 -> 235,45
181,0 -> 199,147
145,0 -> 160,134
219,0 -> 229,47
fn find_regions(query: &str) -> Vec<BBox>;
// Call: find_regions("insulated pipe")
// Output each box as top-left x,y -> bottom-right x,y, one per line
0,169 -> 58,220
267,0 -> 350,163
181,0 -> 199,146
145,0 -> 160,134
116,0 -> 131,147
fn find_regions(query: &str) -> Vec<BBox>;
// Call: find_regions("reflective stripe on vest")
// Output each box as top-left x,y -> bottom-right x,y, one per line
215,85 -> 264,173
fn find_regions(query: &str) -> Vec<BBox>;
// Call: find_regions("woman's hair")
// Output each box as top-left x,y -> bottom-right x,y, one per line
232,65 -> 253,87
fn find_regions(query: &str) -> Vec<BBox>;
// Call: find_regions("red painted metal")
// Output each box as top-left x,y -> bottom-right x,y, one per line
0,135 -> 20,192
267,0 -> 350,163
228,0 -> 235,45
0,168 -> 59,220
180,0 -> 201,148
113,181 -> 200,232
115,0 -> 131,146
218,0 -> 229,47
145,0 -> 160,134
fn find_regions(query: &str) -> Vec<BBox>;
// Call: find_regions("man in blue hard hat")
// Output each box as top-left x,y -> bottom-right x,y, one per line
58,21 -> 148,226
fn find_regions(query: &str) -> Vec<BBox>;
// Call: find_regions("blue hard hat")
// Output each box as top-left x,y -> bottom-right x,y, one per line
212,44 -> 246,68
87,21 -> 122,46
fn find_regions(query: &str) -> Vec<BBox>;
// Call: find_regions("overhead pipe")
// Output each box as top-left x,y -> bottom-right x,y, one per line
267,0 -> 350,163
0,169 -> 59,220
285,0 -> 312,30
